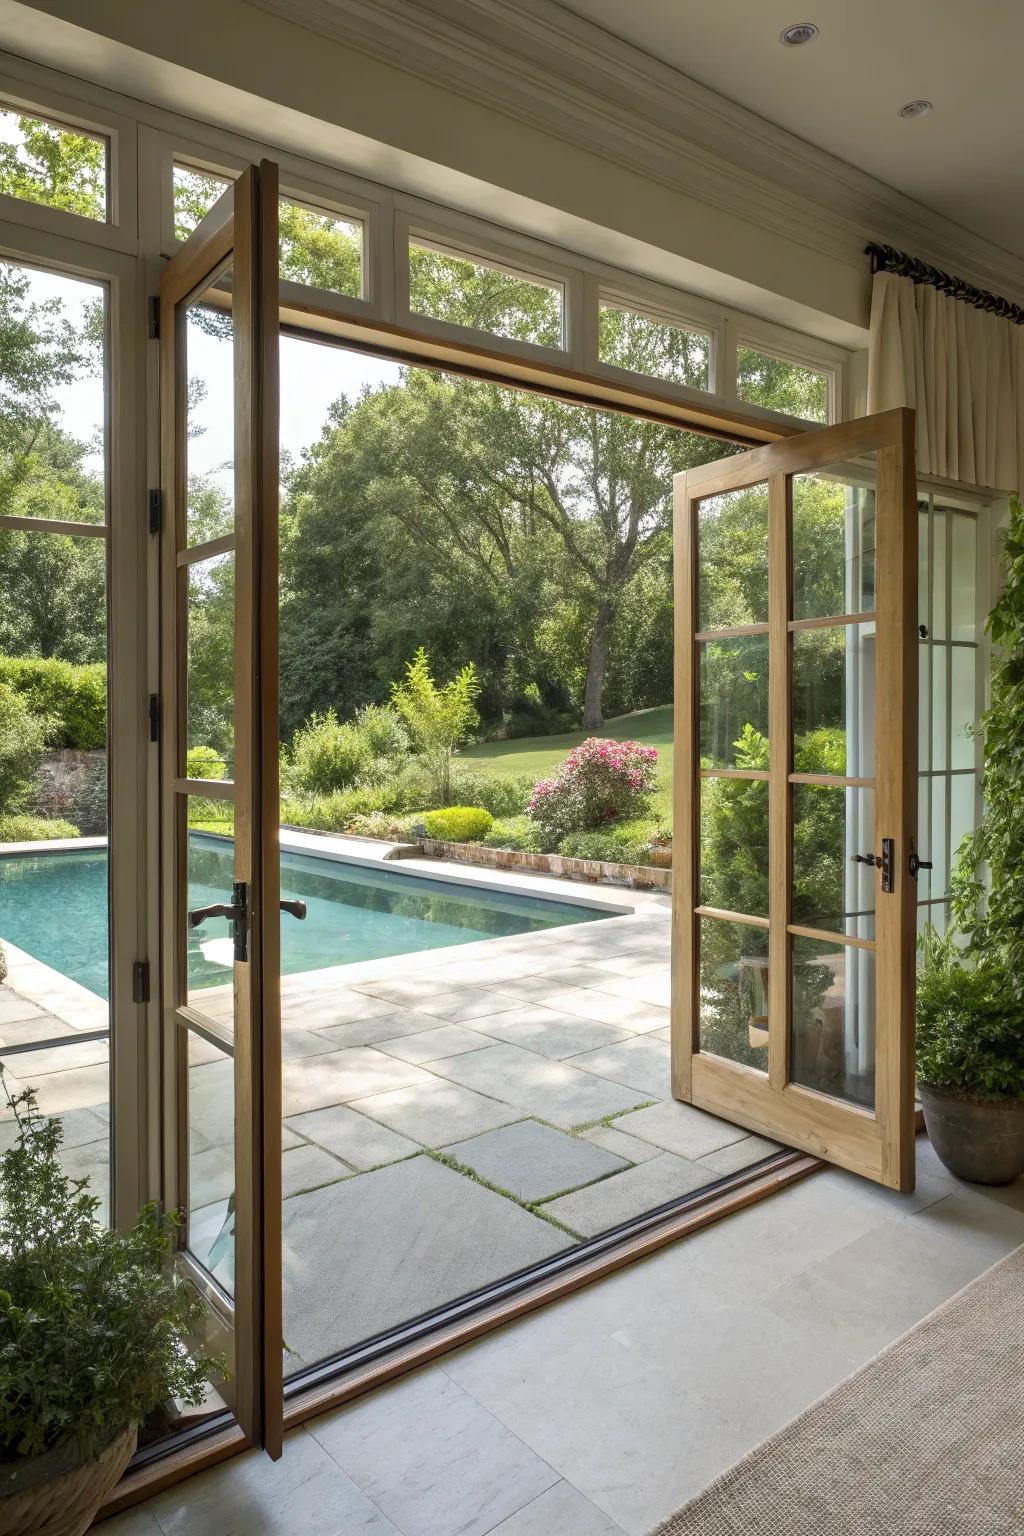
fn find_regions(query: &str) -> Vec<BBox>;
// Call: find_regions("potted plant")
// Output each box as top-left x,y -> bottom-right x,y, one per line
916,495 -> 1024,1185
0,1074 -> 216,1536
647,827 -> 673,868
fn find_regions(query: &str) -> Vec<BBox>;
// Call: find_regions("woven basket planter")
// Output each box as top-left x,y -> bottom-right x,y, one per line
0,1425 -> 137,1536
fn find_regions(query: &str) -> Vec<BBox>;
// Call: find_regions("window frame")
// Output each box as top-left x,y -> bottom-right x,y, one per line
730,317 -> 846,427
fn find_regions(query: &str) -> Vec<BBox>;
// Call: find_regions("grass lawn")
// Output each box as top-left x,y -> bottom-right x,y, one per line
462,703 -> 674,819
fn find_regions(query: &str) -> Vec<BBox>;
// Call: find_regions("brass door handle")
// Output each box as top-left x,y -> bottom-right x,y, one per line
280,899 -> 307,920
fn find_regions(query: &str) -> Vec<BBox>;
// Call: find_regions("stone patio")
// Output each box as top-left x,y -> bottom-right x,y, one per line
0,859 -> 783,1372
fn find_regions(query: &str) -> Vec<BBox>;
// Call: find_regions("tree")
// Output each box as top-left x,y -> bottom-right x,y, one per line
0,112 -> 106,221
391,648 -> 480,806
0,684 -> 49,813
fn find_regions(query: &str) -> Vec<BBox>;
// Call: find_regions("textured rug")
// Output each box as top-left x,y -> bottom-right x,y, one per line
651,1242 -> 1024,1536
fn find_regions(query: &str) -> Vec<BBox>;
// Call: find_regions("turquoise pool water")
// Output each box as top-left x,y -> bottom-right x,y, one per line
0,836 -> 609,1000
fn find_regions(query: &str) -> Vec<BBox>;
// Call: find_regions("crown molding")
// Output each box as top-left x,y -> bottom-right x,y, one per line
249,0 -> 1024,304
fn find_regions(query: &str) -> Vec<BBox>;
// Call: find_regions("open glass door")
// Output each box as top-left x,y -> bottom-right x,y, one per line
159,162 -> 283,1452
673,409 -> 918,1191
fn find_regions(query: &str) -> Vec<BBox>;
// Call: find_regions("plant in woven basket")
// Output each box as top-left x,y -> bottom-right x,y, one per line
0,1071 -> 217,1474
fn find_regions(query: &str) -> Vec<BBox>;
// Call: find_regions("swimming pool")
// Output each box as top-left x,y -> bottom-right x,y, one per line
0,835 -> 612,1000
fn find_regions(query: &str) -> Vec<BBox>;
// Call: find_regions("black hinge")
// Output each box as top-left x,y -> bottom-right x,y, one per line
148,488 -> 162,534
148,294 -> 160,339
132,960 -> 151,1004
148,693 -> 160,743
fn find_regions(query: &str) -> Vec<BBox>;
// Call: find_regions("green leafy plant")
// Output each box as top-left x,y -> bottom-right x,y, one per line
916,928 -> 1024,1099
341,811 -> 415,841
0,684 -> 49,814
0,1076 -> 217,1464
448,770 -> 535,819
558,824 -> 654,866
185,744 -> 227,781
0,814 -> 79,843
420,806 -> 493,843
290,709 -> 371,796
353,702 -> 409,765
481,815 -> 545,853
0,657 -> 106,751
390,649 -> 481,807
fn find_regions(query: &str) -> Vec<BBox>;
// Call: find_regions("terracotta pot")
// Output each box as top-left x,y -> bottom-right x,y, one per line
919,1082 -> 1024,1186
0,1425 -> 137,1536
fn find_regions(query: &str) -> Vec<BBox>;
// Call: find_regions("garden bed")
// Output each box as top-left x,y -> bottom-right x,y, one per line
412,836 -> 672,890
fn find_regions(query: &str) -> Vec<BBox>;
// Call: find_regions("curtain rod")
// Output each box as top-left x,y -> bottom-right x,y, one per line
865,242 -> 1024,326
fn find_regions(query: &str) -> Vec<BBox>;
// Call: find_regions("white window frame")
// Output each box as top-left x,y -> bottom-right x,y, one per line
729,315 -> 848,427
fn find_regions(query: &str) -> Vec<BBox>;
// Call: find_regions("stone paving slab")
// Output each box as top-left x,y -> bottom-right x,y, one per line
613,1099 -> 750,1160
286,1104 -> 421,1170
310,1008 -> 446,1049
697,1133 -> 783,1175
376,1023 -> 491,1065
282,1048 -> 436,1117
469,1005 -> 633,1060
447,1119 -> 628,1203
349,1079 -> 523,1147
283,1155 -> 569,1360
540,1152 -> 712,1236
581,1124 -> 663,1164
281,1142 -> 351,1198
403,990 -> 523,1023
429,1043 -> 650,1130
539,986 -> 669,1033
569,1036 -> 671,1098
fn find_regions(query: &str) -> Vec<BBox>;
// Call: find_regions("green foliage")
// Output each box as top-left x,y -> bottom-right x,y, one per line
0,111 -> 106,221
420,806 -> 494,842
0,685 -> 49,814
0,1077 -> 216,1463
0,655 -> 106,749
290,709 -> 371,796
558,820 -> 657,866
916,928 -> 1024,1099
185,745 -> 227,780
341,812 -> 415,841
0,815 -> 79,843
736,347 -> 829,423
481,815 -> 544,852
447,770 -> 534,818
354,702 -> 409,764
409,246 -> 561,347
391,648 -> 481,806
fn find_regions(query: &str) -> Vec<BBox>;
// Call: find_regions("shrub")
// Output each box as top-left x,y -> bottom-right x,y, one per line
448,770 -> 535,818
528,737 -> 658,841
420,806 -> 493,842
0,944 -> 6,984
354,702 -> 409,763
291,709 -> 371,795
0,685 -> 50,814
0,656 -> 106,750
0,815 -> 80,843
558,826 -> 654,866
916,927 -> 1024,1099
391,648 -> 480,806
481,815 -> 545,852
343,812 -> 415,841
0,1076 -> 215,1463
186,744 -> 227,780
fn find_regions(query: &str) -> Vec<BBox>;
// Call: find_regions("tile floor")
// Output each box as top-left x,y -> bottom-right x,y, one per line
97,1136 -> 1024,1536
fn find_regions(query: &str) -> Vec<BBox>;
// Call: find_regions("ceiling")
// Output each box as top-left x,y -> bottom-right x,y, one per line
555,0 -> 1024,261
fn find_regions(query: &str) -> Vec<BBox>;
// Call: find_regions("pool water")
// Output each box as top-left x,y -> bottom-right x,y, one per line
0,836 -> 610,1000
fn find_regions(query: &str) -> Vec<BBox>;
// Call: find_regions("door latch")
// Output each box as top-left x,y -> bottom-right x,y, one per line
908,848 -> 933,880
187,879 -> 248,961
850,840 -> 896,893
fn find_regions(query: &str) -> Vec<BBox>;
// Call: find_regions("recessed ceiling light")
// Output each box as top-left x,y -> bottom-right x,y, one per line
898,99 -> 934,119
780,22 -> 818,45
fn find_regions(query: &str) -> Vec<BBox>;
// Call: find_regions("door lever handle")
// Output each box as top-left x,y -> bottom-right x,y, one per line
850,852 -> 880,867
908,851 -> 933,879
280,898 -> 307,920
188,880 -> 248,961
188,901 -> 237,928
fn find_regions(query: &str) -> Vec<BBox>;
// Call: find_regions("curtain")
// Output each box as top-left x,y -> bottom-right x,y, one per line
867,270 -> 1024,494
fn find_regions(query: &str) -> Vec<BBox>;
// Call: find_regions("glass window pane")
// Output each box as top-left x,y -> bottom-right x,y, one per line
792,622 -> 875,778
792,784 -> 875,940
791,935 -> 875,1108
409,241 -> 562,347
736,346 -> 829,422
700,636 -> 769,768
187,553 -> 234,774
185,803 -> 236,1009
279,199 -> 361,299
0,104 -> 107,221
931,510 -> 948,640
699,777 -> 768,917
185,286 -> 235,546
697,483 -> 769,629
917,502 -> 930,632
949,514 -> 977,642
949,774 -> 977,865
186,1029 -> 235,1295
930,777 -> 948,901
792,465 -> 875,620
173,163 -> 230,239
916,774 -> 933,905
931,647 -> 948,770
598,302 -> 710,389
950,648 -> 976,770
698,917 -> 768,1070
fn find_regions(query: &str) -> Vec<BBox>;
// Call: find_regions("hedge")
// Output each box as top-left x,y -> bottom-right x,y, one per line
420,806 -> 493,842
0,814 -> 81,843
0,656 -> 107,750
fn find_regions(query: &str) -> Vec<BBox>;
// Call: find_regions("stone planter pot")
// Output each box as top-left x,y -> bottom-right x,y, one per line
919,1082 -> 1024,1186
648,846 -> 673,869
0,1425 -> 136,1536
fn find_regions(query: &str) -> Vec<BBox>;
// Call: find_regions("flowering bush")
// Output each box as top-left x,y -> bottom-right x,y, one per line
528,738 -> 658,843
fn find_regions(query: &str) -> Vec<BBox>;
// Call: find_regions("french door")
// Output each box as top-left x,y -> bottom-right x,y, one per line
673,409 -> 918,1191
158,162 -> 283,1453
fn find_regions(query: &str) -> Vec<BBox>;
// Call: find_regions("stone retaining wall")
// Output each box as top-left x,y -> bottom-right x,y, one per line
415,837 -> 672,890
31,750 -> 107,835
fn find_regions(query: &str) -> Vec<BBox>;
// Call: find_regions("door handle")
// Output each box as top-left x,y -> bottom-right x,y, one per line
850,852 -> 880,867
280,898 -> 307,920
188,901 -> 237,928
850,839 -> 896,893
908,850 -> 933,879
187,880 -> 248,961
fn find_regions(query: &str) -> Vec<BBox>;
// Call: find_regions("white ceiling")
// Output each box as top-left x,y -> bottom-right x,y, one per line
555,0 -> 1024,261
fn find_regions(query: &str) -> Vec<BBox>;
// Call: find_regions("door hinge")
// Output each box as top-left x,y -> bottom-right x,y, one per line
148,488 -> 162,534
148,294 -> 160,339
132,960 -> 151,1004
148,693 -> 161,743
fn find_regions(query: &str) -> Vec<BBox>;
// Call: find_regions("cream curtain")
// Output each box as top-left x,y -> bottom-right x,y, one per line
866,270 -> 1024,493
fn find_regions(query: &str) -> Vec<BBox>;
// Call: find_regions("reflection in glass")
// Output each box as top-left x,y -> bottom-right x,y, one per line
599,302 -> 710,389
187,553 -> 234,774
930,777 -> 948,902
185,800 -> 236,1010
699,777 -> 768,917
697,483 -> 769,629
185,291 -> 235,545
791,935 -> 875,1108
792,467 -> 875,620
950,648 -> 976,770
916,775 -> 933,904
792,784 -> 875,939
949,773 -> 977,866
698,918 -> 768,1070
186,1028 -> 235,1297
700,636 -> 769,767
791,623 -> 874,777
949,514 -> 976,642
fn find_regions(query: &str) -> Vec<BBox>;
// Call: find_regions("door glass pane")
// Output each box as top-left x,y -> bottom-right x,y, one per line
949,774 -> 977,865
697,483 -> 769,628
699,777 -> 768,916
185,795 -> 236,1011
186,1027 -> 235,1295
791,935 -> 875,1108
930,777 -> 948,900
699,917 -> 768,1070
792,462 -> 875,620
916,775 -> 932,904
931,648 -> 948,769
931,510 -> 948,640
187,552 -> 235,777
792,784 -> 875,940
792,622 -> 874,777
700,636 -> 769,767
949,514 -> 976,642
185,285 -> 235,546
917,503 -> 930,631
950,648 -> 976,769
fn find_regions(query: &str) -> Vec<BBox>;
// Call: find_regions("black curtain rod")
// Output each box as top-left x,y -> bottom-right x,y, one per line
865,241 -> 1024,326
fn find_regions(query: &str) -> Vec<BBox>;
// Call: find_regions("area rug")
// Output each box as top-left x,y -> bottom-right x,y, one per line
651,1242 -> 1024,1535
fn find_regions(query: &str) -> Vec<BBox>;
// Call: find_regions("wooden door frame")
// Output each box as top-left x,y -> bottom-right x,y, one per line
158,161 -> 282,1454
672,407 -> 918,1191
